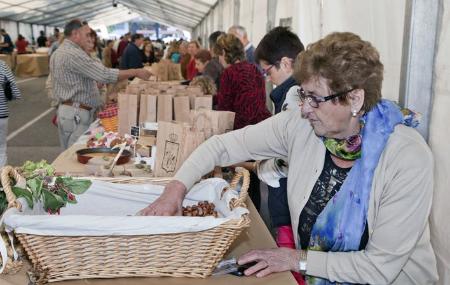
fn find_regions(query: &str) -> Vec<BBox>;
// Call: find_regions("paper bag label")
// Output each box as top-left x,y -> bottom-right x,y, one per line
161,133 -> 179,173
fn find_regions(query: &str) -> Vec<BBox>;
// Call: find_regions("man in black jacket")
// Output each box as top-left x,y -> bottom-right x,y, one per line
119,34 -> 144,70
254,26 -> 304,249
0,29 -> 14,54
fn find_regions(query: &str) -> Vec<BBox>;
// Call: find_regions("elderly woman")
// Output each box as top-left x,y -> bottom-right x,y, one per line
139,32 -> 438,284
194,49 -> 212,75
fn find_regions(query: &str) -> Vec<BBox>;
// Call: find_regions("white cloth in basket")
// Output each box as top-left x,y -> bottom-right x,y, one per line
0,178 -> 248,273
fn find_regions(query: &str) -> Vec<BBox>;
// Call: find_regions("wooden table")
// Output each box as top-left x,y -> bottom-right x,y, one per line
0,146 -> 297,285
15,53 -> 49,77
52,143 -> 154,177
0,54 -> 13,69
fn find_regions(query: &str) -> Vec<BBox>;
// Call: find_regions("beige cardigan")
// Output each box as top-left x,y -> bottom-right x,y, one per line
175,109 -> 438,284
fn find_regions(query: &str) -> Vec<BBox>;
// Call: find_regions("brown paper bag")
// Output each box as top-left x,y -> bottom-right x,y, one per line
139,94 -> 157,123
190,109 -> 214,139
118,93 -> 139,135
180,129 -> 205,163
155,60 -> 170,81
128,93 -> 139,129
118,92 -> 129,135
154,121 -> 190,177
168,63 -> 182,80
157,94 -> 173,122
194,95 -> 213,110
173,95 -> 191,123
125,85 -> 141,94
186,86 -> 204,109
212,111 -> 235,135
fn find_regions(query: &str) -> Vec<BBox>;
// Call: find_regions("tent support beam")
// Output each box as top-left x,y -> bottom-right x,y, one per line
399,0 -> 442,140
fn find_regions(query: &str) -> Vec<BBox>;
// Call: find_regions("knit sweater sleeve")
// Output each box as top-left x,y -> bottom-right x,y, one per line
174,110 -> 298,190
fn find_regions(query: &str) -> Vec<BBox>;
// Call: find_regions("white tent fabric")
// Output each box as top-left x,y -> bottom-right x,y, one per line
194,0 -> 405,102
0,0 -> 217,31
429,1 -> 450,284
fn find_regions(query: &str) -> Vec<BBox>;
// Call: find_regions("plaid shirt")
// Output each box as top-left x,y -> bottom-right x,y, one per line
98,104 -> 118,118
50,39 -> 119,108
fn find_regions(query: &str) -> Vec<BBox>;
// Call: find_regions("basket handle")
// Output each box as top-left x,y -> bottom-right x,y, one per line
0,166 -> 24,211
229,167 -> 250,209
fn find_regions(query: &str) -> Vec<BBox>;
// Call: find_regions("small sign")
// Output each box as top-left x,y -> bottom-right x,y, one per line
130,126 -> 140,138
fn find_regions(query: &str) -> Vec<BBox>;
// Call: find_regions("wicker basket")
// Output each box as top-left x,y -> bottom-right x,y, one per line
98,104 -> 118,132
0,167 -> 250,283
99,116 -> 118,132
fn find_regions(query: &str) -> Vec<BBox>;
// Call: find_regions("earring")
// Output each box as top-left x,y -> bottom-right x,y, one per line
352,110 -> 358,117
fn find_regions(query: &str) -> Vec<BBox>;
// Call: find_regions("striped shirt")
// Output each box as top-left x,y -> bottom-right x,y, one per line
0,60 -> 22,118
50,39 -> 119,108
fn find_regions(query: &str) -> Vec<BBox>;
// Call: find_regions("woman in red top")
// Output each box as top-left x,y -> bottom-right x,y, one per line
214,33 -> 271,130
15,34 -> 29,54
186,40 -> 200,80
214,33 -> 271,212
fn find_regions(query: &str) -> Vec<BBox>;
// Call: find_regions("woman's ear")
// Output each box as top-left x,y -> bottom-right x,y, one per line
280,56 -> 293,71
350,89 -> 365,113
280,56 -> 294,74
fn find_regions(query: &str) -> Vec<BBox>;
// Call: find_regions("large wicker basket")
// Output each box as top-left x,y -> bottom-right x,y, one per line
0,166 -> 250,283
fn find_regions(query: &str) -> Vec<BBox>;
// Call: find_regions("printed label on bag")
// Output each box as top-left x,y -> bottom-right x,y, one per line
161,133 -> 179,173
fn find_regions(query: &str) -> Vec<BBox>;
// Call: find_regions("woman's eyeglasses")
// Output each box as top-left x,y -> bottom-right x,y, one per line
262,61 -> 281,77
262,64 -> 275,77
297,87 -> 355,108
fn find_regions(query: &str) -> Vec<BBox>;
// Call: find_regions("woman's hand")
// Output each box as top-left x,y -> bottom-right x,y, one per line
137,180 -> 186,216
237,248 -> 300,277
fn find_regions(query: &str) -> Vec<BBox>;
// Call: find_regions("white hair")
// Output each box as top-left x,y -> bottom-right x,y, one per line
228,25 -> 247,38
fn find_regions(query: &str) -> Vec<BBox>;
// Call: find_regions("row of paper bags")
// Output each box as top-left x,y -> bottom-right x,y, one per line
118,92 -> 214,135
153,109 -> 235,177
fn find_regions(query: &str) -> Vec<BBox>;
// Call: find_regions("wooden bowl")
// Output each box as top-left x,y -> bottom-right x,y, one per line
76,148 -> 132,165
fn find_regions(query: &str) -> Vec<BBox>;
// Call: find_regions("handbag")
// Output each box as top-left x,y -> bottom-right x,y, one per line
3,76 -> 13,101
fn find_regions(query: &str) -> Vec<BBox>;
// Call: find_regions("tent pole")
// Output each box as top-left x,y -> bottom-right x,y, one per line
399,0 -> 442,141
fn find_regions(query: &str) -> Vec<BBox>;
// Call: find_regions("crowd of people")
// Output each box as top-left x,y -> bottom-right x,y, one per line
0,16 -> 439,284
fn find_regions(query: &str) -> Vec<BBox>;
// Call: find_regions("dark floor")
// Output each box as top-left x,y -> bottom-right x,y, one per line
7,76 -> 61,167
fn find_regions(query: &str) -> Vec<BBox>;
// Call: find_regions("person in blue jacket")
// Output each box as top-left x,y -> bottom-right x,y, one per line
119,33 -> 144,70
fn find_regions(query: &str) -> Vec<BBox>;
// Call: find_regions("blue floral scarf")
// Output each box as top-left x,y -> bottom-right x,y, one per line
306,100 -> 419,285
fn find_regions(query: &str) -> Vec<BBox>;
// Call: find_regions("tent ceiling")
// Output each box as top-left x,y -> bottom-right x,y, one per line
0,0 -> 216,30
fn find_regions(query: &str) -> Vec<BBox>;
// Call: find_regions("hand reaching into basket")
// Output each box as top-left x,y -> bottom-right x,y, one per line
137,180 -> 186,216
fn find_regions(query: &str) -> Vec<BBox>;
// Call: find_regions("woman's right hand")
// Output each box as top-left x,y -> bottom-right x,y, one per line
137,180 -> 187,216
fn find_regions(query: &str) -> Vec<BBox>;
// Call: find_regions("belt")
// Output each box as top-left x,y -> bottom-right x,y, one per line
61,100 -> 92,111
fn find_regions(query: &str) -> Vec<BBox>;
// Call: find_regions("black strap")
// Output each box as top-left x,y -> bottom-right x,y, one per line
3,75 -> 13,101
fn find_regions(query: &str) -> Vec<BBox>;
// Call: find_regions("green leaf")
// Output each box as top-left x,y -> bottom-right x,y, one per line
27,178 -> 43,201
12,186 -> 34,209
0,191 -> 8,215
55,188 -> 68,202
55,176 -> 65,185
42,189 -> 65,213
62,179 -> 92,195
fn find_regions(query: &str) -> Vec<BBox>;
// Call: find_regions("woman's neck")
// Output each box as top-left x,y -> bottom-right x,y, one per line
330,154 -> 355,168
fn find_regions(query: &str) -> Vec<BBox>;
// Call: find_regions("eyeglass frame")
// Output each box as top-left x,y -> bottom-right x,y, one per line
261,61 -> 279,77
297,87 -> 356,108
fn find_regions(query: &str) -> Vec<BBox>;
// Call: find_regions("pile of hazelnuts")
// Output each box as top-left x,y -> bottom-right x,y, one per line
182,201 -> 218,217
